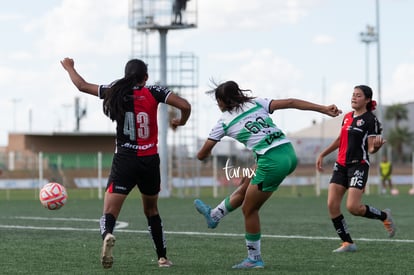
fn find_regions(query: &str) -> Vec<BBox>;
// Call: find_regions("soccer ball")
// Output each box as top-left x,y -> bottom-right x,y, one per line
390,188 -> 399,196
39,182 -> 68,210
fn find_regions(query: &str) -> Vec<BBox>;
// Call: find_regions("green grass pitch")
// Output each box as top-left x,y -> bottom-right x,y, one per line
1,186 -> 413,274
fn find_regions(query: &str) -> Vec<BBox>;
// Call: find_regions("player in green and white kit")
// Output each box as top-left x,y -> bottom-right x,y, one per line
195,80 -> 341,269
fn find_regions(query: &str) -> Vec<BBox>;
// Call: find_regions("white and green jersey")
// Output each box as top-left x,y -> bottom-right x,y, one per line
208,98 -> 290,155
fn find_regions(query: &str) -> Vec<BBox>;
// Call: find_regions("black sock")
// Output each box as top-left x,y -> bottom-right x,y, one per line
363,205 -> 387,221
332,214 -> 353,243
147,214 -> 167,259
100,213 -> 116,240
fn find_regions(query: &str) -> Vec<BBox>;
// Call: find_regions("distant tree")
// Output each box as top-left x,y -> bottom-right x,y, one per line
387,127 -> 413,162
385,103 -> 408,129
384,104 -> 412,162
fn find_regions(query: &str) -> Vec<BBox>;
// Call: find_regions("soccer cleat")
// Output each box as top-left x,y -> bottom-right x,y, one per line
232,258 -> 264,269
101,233 -> 116,269
194,199 -> 218,229
383,208 -> 396,238
158,257 -> 173,268
332,242 -> 357,253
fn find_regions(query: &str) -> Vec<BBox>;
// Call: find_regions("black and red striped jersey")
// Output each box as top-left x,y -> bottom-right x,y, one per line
99,83 -> 171,156
337,111 -> 381,166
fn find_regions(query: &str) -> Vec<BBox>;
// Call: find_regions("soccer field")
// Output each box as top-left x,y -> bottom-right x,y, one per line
1,187 -> 413,274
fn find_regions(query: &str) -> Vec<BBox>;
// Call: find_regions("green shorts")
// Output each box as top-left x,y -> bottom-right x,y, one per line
251,142 -> 297,192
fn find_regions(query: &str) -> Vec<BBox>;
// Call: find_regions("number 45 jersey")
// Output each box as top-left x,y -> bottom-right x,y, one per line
99,84 -> 171,156
208,98 -> 290,155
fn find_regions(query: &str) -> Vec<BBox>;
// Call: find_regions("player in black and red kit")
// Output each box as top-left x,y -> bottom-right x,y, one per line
316,85 -> 395,253
61,57 -> 191,268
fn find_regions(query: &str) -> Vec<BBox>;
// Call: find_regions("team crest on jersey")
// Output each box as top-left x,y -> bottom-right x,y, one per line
356,119 -> 365,127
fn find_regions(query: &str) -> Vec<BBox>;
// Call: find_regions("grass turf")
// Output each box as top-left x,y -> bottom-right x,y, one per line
1,186 -> 413,274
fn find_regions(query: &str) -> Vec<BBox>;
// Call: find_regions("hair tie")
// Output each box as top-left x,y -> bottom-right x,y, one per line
371,100 -> 377,111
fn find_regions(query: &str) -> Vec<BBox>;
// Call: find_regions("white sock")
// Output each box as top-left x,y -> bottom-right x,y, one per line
210,200 -> 228,222
246,239 -> 261,261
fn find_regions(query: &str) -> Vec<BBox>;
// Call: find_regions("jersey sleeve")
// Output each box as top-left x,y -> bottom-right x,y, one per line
207,120 -> 225,141
368,114 -> 381,136
148,85 -> 172,103
255,98 -> 273,113
98,80 -> 119,99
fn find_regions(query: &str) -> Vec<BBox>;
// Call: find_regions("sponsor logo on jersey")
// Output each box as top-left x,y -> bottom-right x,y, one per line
121,142 -> 155,150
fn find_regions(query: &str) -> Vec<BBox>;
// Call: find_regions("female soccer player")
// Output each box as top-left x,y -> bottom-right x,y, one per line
61,57 -> 191,268
195,80 -> 341,268
316,85 -> 395,253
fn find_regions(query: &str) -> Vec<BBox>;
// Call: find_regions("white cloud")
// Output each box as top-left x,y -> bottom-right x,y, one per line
312,34 -> 334,45
0,13 -> 22,22
24,0 -> 129,57
386,63 -> 414,104
199,0 -> 322,31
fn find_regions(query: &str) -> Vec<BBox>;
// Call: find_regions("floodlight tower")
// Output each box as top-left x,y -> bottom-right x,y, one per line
128,0 -> 198,197
359,24 -> 377,85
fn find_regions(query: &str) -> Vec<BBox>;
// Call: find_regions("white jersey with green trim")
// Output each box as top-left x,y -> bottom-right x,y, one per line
208,98 -> 291,155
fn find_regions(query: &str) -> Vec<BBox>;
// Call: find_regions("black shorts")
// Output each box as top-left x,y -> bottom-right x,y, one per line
329,162 -> 369,190
106,153 -> 161,196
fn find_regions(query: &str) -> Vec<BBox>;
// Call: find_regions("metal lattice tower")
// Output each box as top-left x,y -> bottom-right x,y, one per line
128,0 -> 199,197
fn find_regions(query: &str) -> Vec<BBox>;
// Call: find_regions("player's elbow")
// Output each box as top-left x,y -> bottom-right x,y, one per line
197,152 -> 205,161
181,99 -> 191,113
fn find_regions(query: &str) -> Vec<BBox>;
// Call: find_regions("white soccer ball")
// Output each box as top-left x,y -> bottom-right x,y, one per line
39,182 -> 68,210
390,188 -> 399,196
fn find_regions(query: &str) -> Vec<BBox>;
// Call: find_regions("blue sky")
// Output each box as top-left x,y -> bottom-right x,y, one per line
1,0 -> 413,146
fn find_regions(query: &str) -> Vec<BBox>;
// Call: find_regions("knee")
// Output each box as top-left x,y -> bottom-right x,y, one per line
144,207 -> 159,217
327,200 -> 340,213
241,204 -> 255,217
346,204 -> 363,216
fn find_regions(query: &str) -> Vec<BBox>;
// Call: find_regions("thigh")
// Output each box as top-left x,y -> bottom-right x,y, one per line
346,187 -> 364,210
327,183 -> 347,206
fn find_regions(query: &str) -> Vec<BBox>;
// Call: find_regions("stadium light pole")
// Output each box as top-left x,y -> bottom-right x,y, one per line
375,0 -> 383,127
359,1 -> 383,194
375,0 -> 384,194
359,24 -> 377,85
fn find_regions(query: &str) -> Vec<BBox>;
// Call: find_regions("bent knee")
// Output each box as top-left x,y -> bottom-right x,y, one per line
346,204 -> 364,216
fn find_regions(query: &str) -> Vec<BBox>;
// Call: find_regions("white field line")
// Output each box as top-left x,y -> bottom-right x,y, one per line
0,216 -> 413,244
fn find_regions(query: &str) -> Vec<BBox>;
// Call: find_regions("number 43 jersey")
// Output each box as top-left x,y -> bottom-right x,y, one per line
208,98 -> 290,155
99,84 -> 171,156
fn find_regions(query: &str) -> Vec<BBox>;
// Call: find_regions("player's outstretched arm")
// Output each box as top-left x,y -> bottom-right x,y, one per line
61,57 -> 99,97
269,98 -> 342,117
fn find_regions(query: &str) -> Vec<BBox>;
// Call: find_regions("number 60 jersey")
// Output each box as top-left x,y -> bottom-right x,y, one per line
99,84 -> 171,156
207,97 -> 291,155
